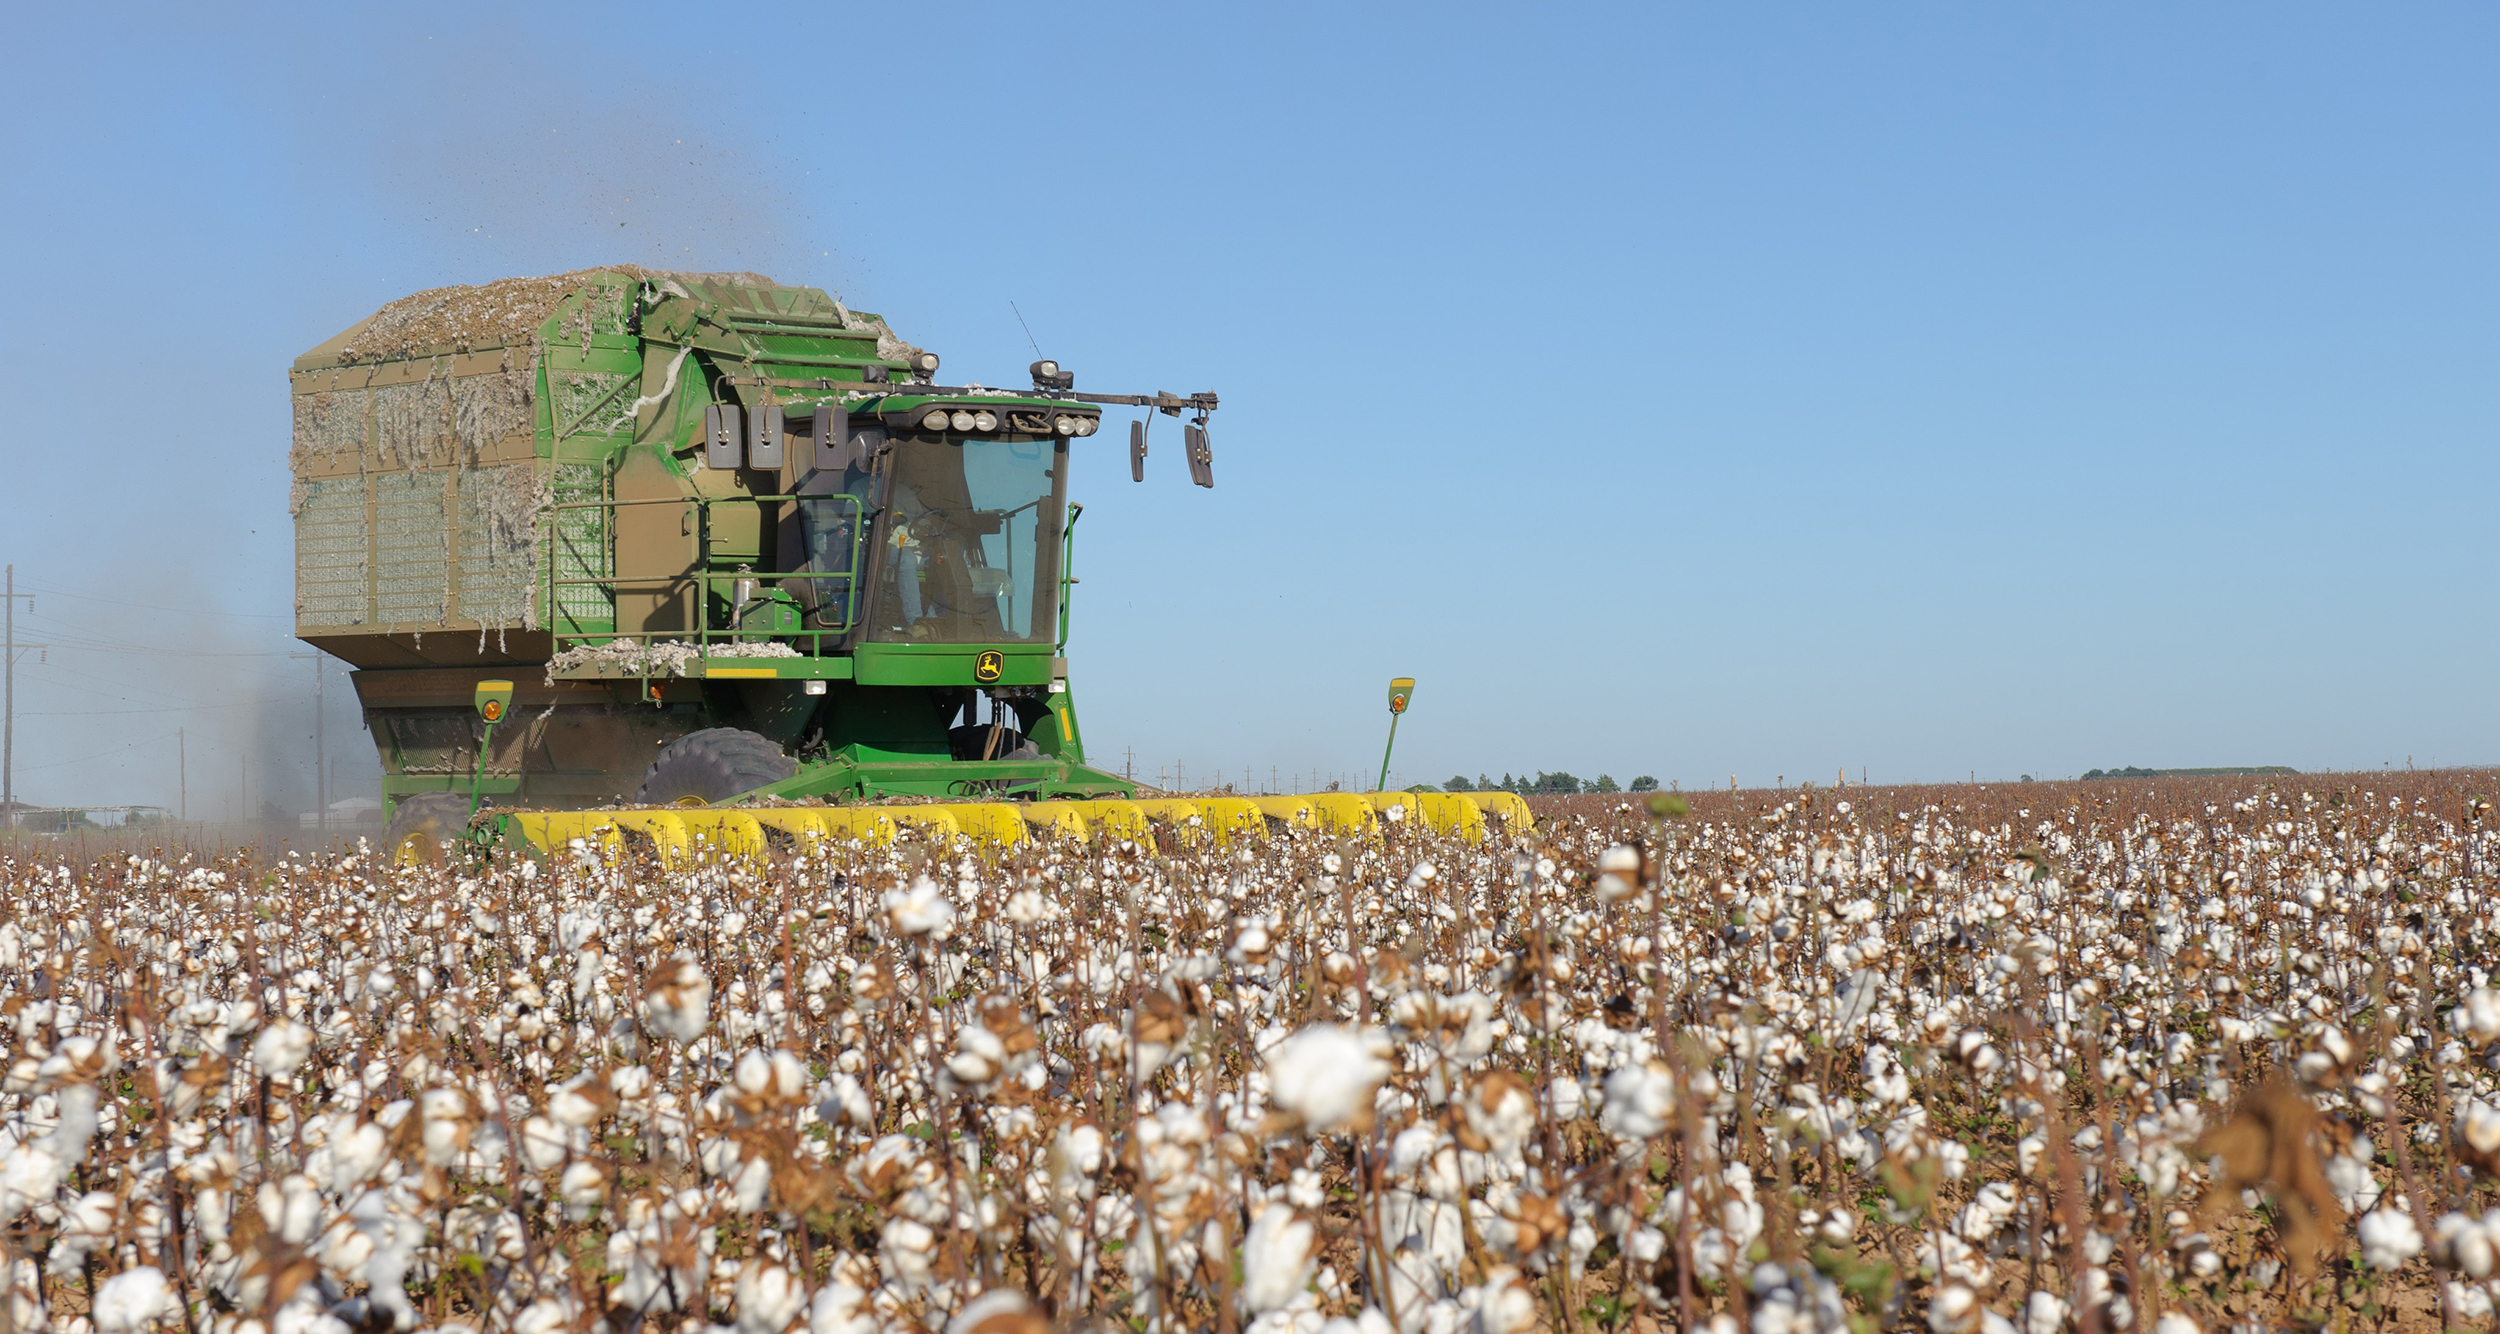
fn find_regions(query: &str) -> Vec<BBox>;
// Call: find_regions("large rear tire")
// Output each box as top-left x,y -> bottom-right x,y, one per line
382,793 -> 476,866
632,728 -> 798,806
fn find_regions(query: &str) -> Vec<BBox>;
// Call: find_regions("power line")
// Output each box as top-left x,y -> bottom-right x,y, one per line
14,582 -> 288,620
14,730 -> 179,774
18,701 -> 262,718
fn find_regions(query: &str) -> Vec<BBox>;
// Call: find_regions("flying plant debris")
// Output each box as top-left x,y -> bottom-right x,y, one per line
1,776 -> 2496,1333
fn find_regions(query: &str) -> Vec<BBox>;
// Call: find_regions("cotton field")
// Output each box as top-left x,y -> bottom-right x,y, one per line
3,774 -> 2499,1334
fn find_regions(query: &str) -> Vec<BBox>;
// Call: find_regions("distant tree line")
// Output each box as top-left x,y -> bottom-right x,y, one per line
2082,766 -> 2298,780
1439,772 -> 1660,795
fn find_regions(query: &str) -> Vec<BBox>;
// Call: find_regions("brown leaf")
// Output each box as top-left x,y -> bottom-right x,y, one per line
2195,1078 -> 2342,1278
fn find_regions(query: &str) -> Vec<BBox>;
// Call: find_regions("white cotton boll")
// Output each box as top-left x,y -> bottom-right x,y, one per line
2434,1211 -> 2495,1278
2017,1134 -> 2046,1178
559,1160 -> 607,1210
1287,1167 -> 1325,1209
91,1266 -> 171,1332
1471,1268 -> 1538,1334
548,1086 -> 604,1129
884,877 -> 955,937
2318,1026 -> 2356,1067
251,1020 -> 314,1079
2357,1208 -> 2423,1270
642,956 -> 711,1044
328,1121 -> 388,1192
1600,1061 -> 1676,1140
1389,1126 -> 1443,1179
733,1261 -> 806,1334
512,1298 -> 577,1334
2152,1313 -> 2200,1334
735,1050 -> 773,1095
1316,1310 -> 1395,1334
1265,1025 -> 1388,1132
2467,988 -> 2500,1043
820,1074 -> 872,1129
2326,1150 -> 2382,1213
2446,1281 -> 2496,1323
809,1278 -> 879,1334
1241,1203 -> 1317,1315
948,1025 -> 1007,1086
258,1174 -> 322,1245
1927,1283 -> 1981,1334
2460,1101 -> 2500,1156
1548,1076 -> 1585,1122
2023,1290 -> 2069,1334
518,1117 -> 569,1172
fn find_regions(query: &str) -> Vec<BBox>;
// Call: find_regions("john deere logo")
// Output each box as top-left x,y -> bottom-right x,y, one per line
974,650 -> 1005,683
480,699 -> 505,724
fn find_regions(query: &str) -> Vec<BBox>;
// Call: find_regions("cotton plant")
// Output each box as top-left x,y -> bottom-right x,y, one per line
0,775 -> 2497,1331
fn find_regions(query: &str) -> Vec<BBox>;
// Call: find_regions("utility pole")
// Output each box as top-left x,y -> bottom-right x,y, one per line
178,728 -> 186,822
4,568 -> 47,831
291,651 -> 326,831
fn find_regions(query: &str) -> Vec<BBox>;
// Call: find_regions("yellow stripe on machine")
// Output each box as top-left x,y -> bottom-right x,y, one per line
1306,793 -> 1377,834
610,812 -> 693,866
1129,798 -> 1203,826
884,807 -> 963,842
1250,795 -> 1318,829
1018,802 -> 1092,840
947,803 -> 1029,847
509,811 -> 626,859
1064,800 -> 1151,841
1190,797 -> 1269,843
1456,790 -> 1534,828
674,810 -> 767,857
705,666 -> 780,679
1414,792 -> 1488,842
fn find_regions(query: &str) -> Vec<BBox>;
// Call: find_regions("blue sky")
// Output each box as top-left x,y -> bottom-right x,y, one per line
2,3 -> 2494,812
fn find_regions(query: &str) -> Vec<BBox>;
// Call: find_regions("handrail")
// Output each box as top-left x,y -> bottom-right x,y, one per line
539,490 -> 866,658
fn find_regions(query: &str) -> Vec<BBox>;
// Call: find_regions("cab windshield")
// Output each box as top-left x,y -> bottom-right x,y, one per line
866,435 -> 1065,643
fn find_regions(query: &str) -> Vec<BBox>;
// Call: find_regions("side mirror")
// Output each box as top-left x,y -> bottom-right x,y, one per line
1185,421 -> 1214,488
703,403 -> 742,470
810,403 -> 849,472
1130,419 -> 1147,482
748,403 -> 785,470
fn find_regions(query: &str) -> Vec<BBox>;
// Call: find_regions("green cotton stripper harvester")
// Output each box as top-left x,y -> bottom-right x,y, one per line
290,268 -> 1527,862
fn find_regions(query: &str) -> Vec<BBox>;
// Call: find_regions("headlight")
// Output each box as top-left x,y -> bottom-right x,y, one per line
950,409 -> 976,432
1073,416 -> 1098,436
1054,415 -> 1077,436
972,409 -> 999,432
921,409 -> 949,431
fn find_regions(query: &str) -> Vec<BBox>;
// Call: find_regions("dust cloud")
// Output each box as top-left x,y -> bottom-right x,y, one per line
1,568 -> 366,839
313,26 -> 834,283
